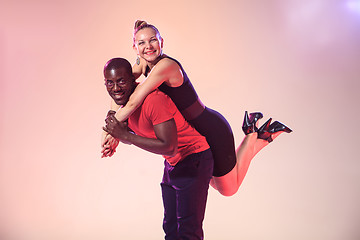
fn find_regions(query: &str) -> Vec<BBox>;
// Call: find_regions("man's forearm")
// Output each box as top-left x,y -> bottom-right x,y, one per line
126,132 -> 177,156
104,115 -> 178,157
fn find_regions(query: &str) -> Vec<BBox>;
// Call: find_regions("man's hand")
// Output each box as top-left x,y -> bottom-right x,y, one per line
103,113 -> 132,145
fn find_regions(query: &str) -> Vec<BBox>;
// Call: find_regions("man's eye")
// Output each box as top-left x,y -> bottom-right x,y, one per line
106,81 -> 114,87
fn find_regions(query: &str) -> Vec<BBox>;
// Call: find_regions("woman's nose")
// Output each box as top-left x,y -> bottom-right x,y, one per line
145,42 -> 152,49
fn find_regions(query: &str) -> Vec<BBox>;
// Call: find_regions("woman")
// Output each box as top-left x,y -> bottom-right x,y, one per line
102,20 -> 292,196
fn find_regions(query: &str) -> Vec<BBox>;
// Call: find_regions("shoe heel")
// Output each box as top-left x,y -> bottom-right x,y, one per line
242,111 -> 254,135
257,118 -> 273,142
249,112 -> 263,131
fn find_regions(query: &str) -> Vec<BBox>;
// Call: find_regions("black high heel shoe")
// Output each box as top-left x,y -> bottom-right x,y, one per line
249,112 -> 263,132
242,111 -> 263,135
257,119 -> 292,143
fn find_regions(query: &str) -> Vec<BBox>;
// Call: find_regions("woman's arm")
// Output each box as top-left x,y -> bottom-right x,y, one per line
110,98 -> 121,111
101,58 -> 147,155
114,58 -> 181,122
107,57 -> 146,118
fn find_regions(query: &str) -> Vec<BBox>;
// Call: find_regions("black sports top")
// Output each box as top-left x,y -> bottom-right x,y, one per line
144,56 -> 198,111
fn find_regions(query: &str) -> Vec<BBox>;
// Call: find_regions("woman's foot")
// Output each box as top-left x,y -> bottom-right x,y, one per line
242,111 -> 263,135
257,119 -> 292,142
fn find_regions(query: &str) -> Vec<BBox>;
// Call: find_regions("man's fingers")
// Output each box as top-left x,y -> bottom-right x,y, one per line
108,114 -> 118,123
103,126 -> 110,133
107,110 -> 116,117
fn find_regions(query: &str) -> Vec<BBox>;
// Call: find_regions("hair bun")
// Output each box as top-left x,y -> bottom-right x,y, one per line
133,20 -> 161,43
134,20 -> 148,29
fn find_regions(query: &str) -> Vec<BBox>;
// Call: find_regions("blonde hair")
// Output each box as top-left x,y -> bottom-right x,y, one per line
133,20 -> 161,43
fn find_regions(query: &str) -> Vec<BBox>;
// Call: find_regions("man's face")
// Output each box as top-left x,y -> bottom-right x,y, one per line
104,67 -> 135,106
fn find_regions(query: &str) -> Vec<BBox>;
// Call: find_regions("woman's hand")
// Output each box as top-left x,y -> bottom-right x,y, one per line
101,110 -> 121,158
101,133 -> 120,158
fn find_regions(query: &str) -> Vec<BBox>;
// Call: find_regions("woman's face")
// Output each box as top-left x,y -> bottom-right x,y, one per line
133,27 -> 163,63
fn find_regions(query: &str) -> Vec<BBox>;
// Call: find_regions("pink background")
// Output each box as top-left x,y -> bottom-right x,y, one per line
1,0 -> 360,239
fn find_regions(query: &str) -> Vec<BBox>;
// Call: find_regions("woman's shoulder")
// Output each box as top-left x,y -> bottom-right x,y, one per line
156,55 -> 181,71
143,55 -> 183,87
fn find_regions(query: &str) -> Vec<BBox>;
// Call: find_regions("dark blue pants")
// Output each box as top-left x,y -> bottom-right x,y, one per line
161,149 -> 214,240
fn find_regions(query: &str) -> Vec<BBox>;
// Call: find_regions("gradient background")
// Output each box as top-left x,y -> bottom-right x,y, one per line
1,0 -> 360,239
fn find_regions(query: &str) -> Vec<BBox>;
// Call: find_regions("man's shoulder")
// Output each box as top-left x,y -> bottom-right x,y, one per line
141,90 -> 175,115
144,89 -> 170,103
138,89 -> 176,125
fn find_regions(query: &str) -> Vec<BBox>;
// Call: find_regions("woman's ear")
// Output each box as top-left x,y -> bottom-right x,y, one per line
133,44 -> 138,53
160,37 -> 164,48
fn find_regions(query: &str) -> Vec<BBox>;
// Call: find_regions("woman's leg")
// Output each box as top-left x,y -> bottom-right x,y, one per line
189,107 -> 287,196
210,131 -> 283,196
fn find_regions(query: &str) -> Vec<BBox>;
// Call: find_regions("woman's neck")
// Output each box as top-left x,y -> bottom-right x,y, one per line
147,53 -> 166,70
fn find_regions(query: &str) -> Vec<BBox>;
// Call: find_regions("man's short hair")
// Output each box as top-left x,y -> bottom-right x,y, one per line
104,58 -> 133,75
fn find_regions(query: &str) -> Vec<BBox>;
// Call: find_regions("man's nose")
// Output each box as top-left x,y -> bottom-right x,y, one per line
113,83 -> 121,91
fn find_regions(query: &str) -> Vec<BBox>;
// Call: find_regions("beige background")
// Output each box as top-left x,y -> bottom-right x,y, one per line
1,0 -> 360,239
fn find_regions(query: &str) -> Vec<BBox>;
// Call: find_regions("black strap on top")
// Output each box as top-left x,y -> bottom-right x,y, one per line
145,56 -> 198,111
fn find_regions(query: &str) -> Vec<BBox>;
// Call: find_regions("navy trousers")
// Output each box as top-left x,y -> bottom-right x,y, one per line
161,149 -> 214,240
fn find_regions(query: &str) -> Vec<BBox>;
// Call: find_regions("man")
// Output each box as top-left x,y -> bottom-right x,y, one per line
102,58 -> 213,240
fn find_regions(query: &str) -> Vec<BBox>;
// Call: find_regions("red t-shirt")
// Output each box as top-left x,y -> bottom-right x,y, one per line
128,90 -> 209,166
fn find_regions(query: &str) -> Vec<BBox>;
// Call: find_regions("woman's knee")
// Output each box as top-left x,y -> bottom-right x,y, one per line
212,174 -> 238,197
218,186 -> 237,197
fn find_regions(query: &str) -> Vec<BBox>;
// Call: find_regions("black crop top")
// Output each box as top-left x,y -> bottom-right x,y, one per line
144,56 -> 198,111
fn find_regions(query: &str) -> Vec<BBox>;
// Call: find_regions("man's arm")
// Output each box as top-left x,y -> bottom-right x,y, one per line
103,114 -> 178,156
